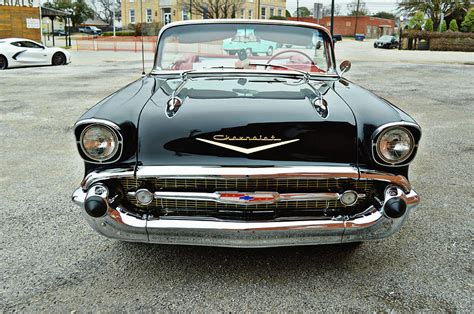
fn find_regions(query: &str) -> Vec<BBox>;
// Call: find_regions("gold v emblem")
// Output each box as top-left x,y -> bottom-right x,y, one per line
196,138 -> 300,154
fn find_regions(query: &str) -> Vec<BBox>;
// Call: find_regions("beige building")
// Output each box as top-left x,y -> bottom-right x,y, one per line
121,0 -> 287,28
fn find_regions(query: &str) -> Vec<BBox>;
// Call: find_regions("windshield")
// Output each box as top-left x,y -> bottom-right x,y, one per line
155,22 -> 335,75
379,35 -> 393,41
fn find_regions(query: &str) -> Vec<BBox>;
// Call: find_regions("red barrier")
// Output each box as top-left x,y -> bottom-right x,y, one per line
76,36 -> 157,52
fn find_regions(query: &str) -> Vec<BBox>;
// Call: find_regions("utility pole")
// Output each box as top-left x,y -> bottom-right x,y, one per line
112,0 -> 116,36
330,0 -> 335,36
190,0 -> 192,19
257,0 -> 260,19
354,0 -> 360,36
297,0 -> 299,21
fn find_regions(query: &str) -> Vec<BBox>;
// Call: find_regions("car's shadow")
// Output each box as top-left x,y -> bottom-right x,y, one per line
115,241 -> 368,278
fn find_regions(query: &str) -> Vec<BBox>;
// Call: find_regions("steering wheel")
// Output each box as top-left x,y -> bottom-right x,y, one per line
266,49 -> 316,67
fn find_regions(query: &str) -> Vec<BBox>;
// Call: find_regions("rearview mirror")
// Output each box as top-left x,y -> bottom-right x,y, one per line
339,60 -> 351,75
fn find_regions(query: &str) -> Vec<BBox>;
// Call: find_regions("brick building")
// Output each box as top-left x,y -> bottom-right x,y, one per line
290,16 -> 395,38
0,1 -> 41,41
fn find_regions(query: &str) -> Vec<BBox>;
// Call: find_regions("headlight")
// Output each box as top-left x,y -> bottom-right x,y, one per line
80,124 -> 119,161
376,127 -> 415,164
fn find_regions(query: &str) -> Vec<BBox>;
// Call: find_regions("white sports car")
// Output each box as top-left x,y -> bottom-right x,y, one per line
0,38 -> 71,70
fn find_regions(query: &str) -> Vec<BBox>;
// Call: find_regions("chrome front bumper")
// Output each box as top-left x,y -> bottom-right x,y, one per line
72,166 -> 420,247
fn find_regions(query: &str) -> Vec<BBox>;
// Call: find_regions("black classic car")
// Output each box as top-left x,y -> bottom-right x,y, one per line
374,35 -> 399,49
72,20 -> 421,248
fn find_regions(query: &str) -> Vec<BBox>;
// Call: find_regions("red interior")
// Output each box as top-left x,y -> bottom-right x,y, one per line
171,53 -> 325,73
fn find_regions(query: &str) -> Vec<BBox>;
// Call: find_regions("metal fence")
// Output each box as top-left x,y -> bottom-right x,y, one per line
75,36 -> 157,52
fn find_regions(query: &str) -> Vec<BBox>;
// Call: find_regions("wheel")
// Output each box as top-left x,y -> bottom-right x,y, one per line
374,43 -> 377,48
266,46 -> 273,56
0,55 -> 7,70
227,50 -> 236,56
52,52 -> 66,66
245,48 -> 252,57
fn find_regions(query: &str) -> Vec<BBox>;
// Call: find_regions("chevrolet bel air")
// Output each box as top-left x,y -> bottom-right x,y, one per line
72,20 -> 421,248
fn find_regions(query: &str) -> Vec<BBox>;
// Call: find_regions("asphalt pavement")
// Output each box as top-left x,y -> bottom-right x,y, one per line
0,41 -> 472,311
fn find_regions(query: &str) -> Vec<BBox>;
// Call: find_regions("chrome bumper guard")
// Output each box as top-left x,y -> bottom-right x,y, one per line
72,166 -> 420,248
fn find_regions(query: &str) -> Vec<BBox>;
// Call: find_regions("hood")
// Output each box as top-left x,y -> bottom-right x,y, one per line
137,77 -> 357,166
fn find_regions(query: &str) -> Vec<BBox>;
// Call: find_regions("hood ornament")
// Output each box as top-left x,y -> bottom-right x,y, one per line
166,71 -> 190,118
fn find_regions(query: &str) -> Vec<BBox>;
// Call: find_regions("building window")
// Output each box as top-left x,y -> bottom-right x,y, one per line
278,9 -> 282,16
240,9 -> 244,19
270,8 -> 274,17
346,21 -> 351,27
182,7 -> 189,20
146,9 -> 152,23
261,7 -> 266,19
130,9 -> 135,24
248,10 -> 253,19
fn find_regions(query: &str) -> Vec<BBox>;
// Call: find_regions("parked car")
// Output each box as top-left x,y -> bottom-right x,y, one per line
0,38 -> 71,70
51,29 -> 67,37
333,34 -> 343,42
374,35 -> 399,49
72,20 -> 421,248
223,28 -> 277,56
79,26 -> 102,36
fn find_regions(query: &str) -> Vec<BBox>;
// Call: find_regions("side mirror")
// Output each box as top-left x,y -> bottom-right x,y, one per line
339,60 -> 351,75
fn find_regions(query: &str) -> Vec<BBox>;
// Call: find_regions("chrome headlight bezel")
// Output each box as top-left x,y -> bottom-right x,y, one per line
372,123 -> 421,167
75,119 -> 123,164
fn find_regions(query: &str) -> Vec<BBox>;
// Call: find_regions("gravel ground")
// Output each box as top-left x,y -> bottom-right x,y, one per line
0,42 -> 473,312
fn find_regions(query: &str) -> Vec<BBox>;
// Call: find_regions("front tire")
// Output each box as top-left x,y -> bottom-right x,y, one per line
266,46 -> 273,56
52,52 -> 66,66
0,55 -> 8,70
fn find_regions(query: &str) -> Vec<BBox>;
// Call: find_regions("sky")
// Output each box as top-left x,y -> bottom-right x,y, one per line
286,0 -> 399,16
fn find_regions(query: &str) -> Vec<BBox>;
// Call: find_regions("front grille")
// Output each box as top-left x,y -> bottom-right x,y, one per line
116,177 -> 383,220
120,178 -> 374,193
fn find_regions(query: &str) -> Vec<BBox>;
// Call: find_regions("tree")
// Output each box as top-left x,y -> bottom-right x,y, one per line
408,11 -> 424,30
44,0 -> 94,27
191,0 -> 244,19
424,18 -> 434,31
294,7 -> 311,18
448,19 -> 459,31
398,0 -> 468,32
285,10 -> 291,18
373,11 -> 395,19
440,20 -> 447,32
91,0 -> 121,25
461,8 -> 474,32
322,4 -> 341,17
347,0 -> 369,16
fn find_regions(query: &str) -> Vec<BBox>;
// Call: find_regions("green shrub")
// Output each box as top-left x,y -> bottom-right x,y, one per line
440,20 -> 447,32
269,16 -> 286,20
424,18 -> 433,31
461,8 -> 474,32
408,11 -> 424,30
449,19 -> 459,32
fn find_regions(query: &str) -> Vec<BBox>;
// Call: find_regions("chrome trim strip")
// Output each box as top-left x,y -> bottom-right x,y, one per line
148,191 -> 357,205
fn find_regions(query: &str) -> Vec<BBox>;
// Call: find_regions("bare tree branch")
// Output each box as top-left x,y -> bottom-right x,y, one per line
190,0 -> 244,19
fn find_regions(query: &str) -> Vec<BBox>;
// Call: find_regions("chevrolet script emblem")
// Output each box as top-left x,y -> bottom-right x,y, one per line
196,137 -> 299,154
